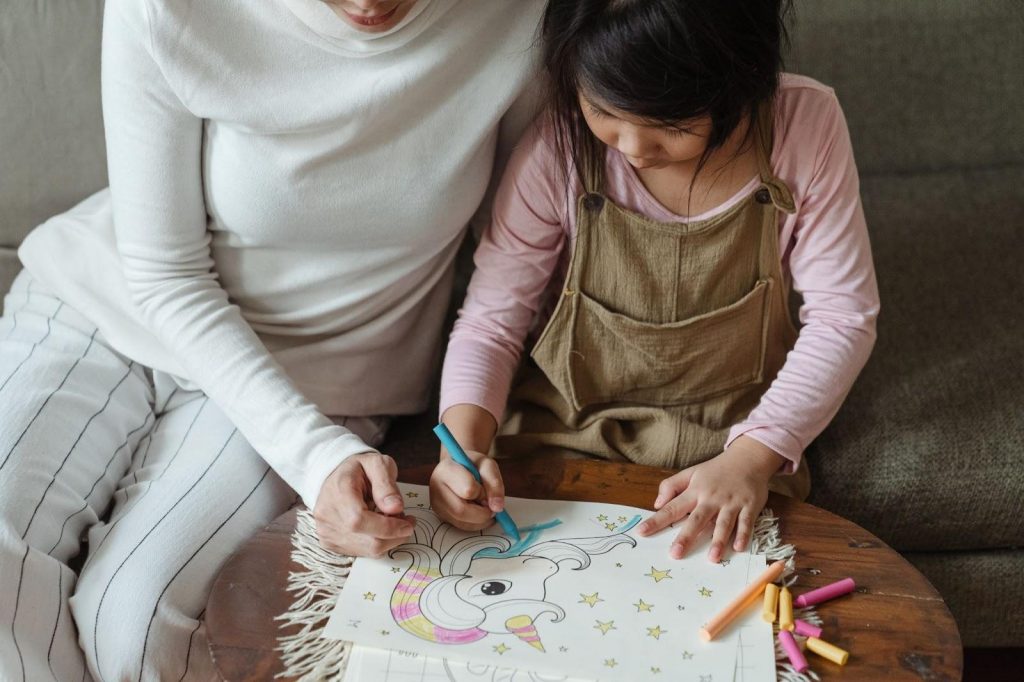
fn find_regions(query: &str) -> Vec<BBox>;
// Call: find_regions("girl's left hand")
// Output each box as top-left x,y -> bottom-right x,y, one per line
635,436 -> 786,562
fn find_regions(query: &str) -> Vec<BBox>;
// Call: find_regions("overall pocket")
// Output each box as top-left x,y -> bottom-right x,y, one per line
564,278 -> 773,410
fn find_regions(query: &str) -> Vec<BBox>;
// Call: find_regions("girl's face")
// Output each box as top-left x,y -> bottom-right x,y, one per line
579,92 -> 712,171
323,0 -> 418,33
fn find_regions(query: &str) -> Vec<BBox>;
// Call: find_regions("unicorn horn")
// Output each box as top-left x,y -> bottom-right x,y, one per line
505,614 -> 545,652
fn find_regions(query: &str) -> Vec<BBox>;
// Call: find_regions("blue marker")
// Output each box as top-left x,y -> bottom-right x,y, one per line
432,423 -> 521,541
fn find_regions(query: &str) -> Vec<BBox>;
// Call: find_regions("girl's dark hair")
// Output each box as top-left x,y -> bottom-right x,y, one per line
542,0 -> 794,200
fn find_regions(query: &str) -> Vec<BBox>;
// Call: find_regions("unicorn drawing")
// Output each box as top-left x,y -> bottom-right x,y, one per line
389,507 -> 640,652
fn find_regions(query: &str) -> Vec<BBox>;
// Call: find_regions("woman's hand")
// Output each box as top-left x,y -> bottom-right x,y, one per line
430,449 -> 506,531
636,436 -> 786,562
313,452 -> 415,557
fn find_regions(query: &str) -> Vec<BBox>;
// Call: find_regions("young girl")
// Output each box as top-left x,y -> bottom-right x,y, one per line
429,0 -> 879,563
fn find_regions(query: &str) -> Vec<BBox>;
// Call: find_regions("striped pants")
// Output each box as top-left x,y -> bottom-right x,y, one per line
0,272 -> 389,682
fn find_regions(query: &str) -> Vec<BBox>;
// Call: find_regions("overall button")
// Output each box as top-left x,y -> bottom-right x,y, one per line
583,193 -> 605,212
755,188 -> 772,204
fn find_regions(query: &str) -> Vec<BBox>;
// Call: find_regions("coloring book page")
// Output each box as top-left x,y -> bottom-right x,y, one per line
326,483 -> 769,682
342,635 -> 771,682
338,580 -> 773,682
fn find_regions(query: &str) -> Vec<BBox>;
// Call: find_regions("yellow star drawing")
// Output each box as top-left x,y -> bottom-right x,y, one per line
647,625 -> 667,640
579,592 -> 603,608
379,630 -> 390,636
405,491 -> 419,498
604,522 -> 617,531
597,514 -> 608,521
682,651 -> 694,660
646,566 -> 672,583
594,620 -> 616,635
698,586 -> 713,598
604,659 -> 618,668
633,598 -> 653,613
390,567 -> 402,573
362,592 -> 375,601
493,643 -> 510,655
651,667 -> 662,674
618,516 -> 628,523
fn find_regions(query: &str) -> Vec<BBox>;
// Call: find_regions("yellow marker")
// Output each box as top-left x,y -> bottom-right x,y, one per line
762,583 -> 779,623
778,586 -> 794,632
806,636 -> 849,665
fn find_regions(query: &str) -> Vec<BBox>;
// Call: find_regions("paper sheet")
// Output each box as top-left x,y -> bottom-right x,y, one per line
326,483 -> 774,682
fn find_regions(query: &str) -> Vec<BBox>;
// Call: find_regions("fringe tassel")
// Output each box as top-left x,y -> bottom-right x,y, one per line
276,507 -> 819,681
275,509 -> 351,681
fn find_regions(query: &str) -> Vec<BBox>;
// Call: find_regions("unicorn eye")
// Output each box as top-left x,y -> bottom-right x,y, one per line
476,580 -> 512,596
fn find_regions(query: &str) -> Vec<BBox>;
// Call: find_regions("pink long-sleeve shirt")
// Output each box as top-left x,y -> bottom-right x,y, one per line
440,74 -> 879,470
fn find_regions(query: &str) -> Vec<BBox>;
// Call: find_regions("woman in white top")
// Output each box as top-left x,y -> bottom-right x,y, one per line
0,0 -> 545,679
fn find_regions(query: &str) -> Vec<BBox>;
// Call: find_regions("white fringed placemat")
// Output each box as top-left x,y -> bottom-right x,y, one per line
275,508 -> 820,682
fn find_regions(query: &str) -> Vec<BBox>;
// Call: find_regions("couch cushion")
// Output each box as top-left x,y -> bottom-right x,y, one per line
788,0 -> 1024,176
0,249 -> 20,312
905,549 -> 1024,647
0,1 -> 108,251
807,166 -> 1024,551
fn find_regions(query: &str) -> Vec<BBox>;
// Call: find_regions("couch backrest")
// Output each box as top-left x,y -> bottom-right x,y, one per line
786,0 -> 1024,177
1,1 -> 1022,300
0,0 -> 107,296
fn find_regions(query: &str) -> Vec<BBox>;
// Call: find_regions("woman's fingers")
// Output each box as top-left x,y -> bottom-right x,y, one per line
669,504 -> 715,559
314,456 -> 416,556
316,518 -> 410,557
708,507 -> 739,563
360,453 -> 404,515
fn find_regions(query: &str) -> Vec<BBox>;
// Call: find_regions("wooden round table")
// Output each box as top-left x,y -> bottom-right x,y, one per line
206,458 -> 963,681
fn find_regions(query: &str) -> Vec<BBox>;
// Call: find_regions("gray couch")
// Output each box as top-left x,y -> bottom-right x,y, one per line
2,0 -> 1020,650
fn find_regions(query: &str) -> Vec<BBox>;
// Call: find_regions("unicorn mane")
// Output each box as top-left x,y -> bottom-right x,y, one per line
389,507 -> 640,646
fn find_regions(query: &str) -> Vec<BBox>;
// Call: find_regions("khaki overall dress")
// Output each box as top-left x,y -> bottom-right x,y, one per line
494,104 -> 811,499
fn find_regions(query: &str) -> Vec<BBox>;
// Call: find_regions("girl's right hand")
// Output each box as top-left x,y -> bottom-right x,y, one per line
429,449 -> 507,531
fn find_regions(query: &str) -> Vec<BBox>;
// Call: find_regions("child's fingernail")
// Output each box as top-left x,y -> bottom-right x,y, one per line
490,497 -> 504,512
384,494 -> 401,507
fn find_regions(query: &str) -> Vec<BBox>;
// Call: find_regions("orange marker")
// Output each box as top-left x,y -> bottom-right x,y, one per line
700,560 -> 787,641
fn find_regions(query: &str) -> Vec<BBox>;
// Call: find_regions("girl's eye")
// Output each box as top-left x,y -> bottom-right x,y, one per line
665,126 -> 692,138
586,104 -> 607,118
476,580 -> 512,596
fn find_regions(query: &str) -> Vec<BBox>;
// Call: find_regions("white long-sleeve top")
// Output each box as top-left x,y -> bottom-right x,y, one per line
18,0 -> 545,507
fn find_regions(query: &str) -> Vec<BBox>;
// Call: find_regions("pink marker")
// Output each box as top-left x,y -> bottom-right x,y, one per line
794,578 -> 856,608
778,630 -> 809,673
794,619 -> 823,639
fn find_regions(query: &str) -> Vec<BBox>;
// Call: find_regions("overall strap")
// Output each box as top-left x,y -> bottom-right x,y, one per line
753,99 -> 796,214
